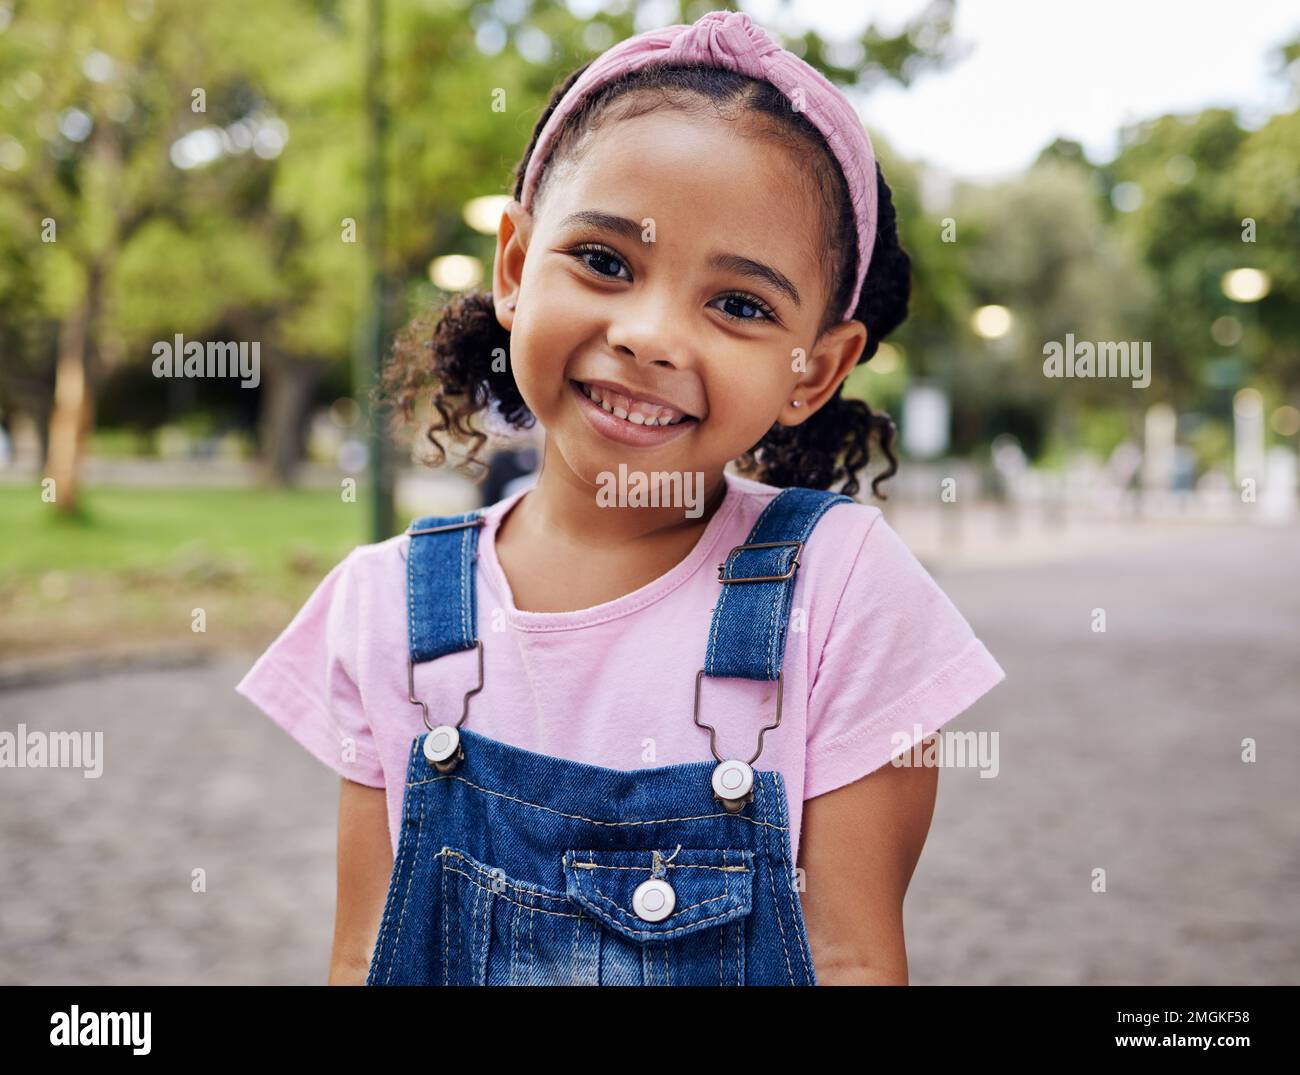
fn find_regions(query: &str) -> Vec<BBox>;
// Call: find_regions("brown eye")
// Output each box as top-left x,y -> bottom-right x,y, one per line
713,293 -> 775,323
569,243 -> 629,281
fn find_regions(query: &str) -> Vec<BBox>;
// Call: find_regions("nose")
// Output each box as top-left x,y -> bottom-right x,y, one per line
604,285 -> 696,371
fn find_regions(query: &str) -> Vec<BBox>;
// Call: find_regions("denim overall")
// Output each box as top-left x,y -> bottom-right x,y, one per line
366,486 -> 850,986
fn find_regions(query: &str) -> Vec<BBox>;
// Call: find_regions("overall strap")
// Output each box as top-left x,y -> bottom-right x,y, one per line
703,487 -> 851,680
406,512 -> 485,664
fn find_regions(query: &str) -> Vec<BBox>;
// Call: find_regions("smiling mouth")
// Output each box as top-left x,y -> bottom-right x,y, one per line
569,379 -> 698,427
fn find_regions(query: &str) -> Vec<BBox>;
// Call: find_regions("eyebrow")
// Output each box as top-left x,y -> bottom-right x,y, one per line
557,209 -> 802,308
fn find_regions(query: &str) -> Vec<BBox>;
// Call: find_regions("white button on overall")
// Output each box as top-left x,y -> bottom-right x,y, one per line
711,759 -> 754,802
423,725 -> 460,764
632,877 -> 676,922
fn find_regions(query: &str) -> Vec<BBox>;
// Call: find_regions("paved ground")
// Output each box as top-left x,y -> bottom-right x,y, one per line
1,516 -> 1297,985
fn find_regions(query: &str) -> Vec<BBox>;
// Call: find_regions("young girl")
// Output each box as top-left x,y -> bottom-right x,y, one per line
237,9 -> 1005,987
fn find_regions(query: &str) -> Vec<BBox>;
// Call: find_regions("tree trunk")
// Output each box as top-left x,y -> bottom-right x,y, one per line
45,266 -> 103,513
257,355 -> 321,486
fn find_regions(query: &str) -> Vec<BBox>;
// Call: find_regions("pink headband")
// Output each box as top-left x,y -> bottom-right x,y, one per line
519,9 -> 879,323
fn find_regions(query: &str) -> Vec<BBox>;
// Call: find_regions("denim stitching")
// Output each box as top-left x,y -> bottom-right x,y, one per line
478,865 -> 492,984
471,867 -> 483,984
769,772 -> 813,985
705,554 -> 729,677
725,849 -> 736,985
710,488 -> 795,678
509,889 -> 521,985
757,774 -> 796,984
459,520 -> 471,649
765,558 -> 780,678
580,902 -> 745,941
443,849 -> 571,903
570,910 -> 579,982
577,879 -> 734,919
711,484 -> 787,674
744,486 -> 789,681
735,908 -> 743,984
441,865 -> 581,919
442,851 -> 450,986
527,907 -> 536,985
384,746 -> 425,983
407,531 -> 416,660
371,738 -> 417,982
573,850 -> 740,919
462,522 -> 473,647
566,860 -> 749,873
703,489 -> 781,676
407,773 -> 788,834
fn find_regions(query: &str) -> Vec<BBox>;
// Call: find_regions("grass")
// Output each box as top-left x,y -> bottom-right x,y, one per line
0,485 -> 378,659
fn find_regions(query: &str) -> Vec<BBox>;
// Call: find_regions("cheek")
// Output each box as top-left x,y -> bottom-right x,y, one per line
703,354 -> 787,439
507,281 -> 586,397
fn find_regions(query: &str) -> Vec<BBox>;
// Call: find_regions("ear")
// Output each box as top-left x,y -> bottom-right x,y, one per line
779,319 -> 870,425
491,200 -> 534,333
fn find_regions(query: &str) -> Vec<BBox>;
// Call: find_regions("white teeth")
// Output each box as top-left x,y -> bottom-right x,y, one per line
577,381 -> 689,428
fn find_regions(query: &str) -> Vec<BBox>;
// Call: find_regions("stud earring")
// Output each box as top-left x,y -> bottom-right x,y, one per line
791,400 -> 802,408
505,299 -> 516,310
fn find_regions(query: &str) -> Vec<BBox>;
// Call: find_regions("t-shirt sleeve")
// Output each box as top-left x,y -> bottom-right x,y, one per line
234,548 -> 386,788
803,512 -> 1005,800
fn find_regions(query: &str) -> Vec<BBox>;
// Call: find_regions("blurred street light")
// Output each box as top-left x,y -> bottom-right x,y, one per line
1221,268 -> 1270,303
464,195 -> 510,234
1271,405 -> 1300,437
972,304 -> 1013,339
429,254 -> 483,290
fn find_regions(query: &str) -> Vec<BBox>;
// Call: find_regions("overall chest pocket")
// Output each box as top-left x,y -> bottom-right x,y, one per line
439,846 -> 754,986
561,847 -> 755,986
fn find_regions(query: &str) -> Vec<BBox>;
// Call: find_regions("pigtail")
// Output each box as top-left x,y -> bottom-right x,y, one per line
376,66 -> 595,479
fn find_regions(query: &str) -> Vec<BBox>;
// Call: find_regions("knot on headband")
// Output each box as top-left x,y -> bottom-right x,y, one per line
519,9 -> 879,322
664,9 -> 778,75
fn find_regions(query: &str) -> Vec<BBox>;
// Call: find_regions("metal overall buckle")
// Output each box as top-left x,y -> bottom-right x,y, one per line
697,537 -> 801,811
715,539 -> 802,584
693,669 -> 784,814
406,516 -> 487,774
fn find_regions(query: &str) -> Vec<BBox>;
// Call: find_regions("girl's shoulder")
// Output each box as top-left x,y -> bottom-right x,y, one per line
722,472 -> 885,569
725,475 -> 980,639
341,489 -> 520,574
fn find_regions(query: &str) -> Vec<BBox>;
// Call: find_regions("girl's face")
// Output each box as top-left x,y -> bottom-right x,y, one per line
492,107 -> 867,492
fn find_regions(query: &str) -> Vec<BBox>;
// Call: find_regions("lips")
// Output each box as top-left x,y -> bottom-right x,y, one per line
568,379 -> 698,447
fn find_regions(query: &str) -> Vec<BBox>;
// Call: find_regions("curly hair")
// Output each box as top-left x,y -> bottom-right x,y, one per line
380,61 -> 910,499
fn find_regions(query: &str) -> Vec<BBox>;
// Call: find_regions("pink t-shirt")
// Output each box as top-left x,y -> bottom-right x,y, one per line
235,470 -> 1005,863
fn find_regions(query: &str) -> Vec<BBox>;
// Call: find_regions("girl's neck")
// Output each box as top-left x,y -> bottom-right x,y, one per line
502,443 -> 730,553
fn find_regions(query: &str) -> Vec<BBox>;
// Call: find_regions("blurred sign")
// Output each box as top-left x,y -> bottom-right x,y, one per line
902,384 -> 950,459
1260,447 -> 1297,522
1234,389 -> 1265,487
1143,402 -> 1176,490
